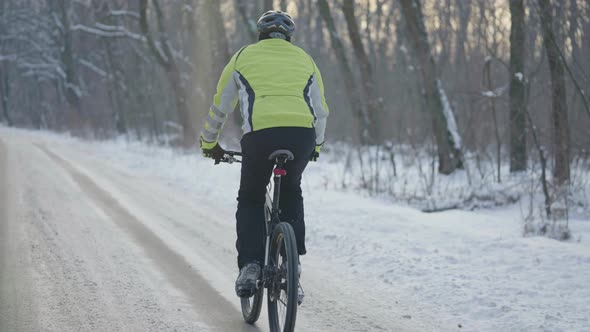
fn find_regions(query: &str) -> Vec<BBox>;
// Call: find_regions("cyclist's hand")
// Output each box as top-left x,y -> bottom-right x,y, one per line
310,144 -> 322,162
201,142 -> 226,161
310,151 -> 319,162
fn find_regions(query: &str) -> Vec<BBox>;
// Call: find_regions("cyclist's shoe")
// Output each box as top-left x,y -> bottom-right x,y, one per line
235,262 -> 261,298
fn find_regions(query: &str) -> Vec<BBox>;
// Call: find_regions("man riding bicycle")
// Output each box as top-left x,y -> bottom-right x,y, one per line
200,10 -> 330,298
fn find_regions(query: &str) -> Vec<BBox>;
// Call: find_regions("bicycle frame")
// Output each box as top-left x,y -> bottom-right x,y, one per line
263,158 -> 287,268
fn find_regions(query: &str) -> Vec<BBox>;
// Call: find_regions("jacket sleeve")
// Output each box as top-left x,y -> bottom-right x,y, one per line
200,48 -> 243,149
309,59 -> 330,146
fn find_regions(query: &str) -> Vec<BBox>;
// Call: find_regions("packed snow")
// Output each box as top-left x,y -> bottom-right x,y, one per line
11,128 -> 590,331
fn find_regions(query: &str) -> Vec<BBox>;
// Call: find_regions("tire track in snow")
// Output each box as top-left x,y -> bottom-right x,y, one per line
37,143 -> 262,332
0,138 -> 40,331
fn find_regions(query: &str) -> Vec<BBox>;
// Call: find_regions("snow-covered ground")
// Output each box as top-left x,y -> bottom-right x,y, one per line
317,142 -> 590,218
4,127 -> 590,331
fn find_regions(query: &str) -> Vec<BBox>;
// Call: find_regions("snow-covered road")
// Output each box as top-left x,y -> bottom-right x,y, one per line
0,129 -> 432,331
1,127 -> 589,331
0,133 -> 249,331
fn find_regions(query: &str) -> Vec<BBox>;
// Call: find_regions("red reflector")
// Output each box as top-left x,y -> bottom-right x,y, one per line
274,168 -> 287,176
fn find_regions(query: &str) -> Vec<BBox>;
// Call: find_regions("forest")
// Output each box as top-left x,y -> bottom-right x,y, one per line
1,0 -> 589,235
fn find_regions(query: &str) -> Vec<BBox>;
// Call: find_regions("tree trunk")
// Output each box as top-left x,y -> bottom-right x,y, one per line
568,0 -> 580,59
235,0 -> 258,41
100,5 -> 127,135
211,1 -> 230,70
139,0 -> 196,145
199,0 -> 231,81
433,0 -> 452,67
538,0 -> 570,184
0,68 -> 12,126
212,1 -> 242,131
317,0 -> 367,144
400,0 -> 463,174
484,61 -> 502,183
104,41 -> 127,134
57,0 -> 81,112
509,0 -> 527,172
455,0 -> 471,66
341,0 -> 382,144
29,78 -> 42,129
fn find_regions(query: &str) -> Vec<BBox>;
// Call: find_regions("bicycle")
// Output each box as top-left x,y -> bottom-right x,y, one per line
216,149 -> 300,332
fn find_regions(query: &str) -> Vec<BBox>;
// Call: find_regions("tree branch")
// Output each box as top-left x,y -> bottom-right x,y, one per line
139,0 -> 169,68
108,10 -> 140,19
71,24 -> 145,41
533,2 -> 590,119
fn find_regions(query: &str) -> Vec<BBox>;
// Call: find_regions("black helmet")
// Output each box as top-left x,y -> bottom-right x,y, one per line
256,10 -> 295,39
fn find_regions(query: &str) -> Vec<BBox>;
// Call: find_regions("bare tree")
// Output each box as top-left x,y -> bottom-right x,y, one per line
538,0 -> 570,184
317,0 -> 367,144
55,0 -> 82,113
0,0 -> 11,126
509,0 -> 527,172
139,0 -> 196,145
0,67 -> 11,126
399,0 -> 463,174
234,0 -> 258,42
341,0 -> 383,144
455,0 -> 471,66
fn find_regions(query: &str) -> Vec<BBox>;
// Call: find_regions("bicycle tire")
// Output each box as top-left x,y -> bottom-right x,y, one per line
240,286 -> 264,323
267,222 -> 299,332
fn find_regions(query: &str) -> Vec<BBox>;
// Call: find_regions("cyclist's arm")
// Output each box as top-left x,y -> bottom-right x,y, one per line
309,59 -> 330,147
200,48 -> 243,149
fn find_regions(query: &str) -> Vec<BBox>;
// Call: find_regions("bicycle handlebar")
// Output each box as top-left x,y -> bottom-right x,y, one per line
214,150 -> 242,165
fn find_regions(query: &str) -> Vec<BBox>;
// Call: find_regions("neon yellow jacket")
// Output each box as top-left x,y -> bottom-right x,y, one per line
201,39 -> 329,150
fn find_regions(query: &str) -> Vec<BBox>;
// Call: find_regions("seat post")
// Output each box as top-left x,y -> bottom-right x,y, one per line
272,158 -> 287,218
267,150 -> 294,221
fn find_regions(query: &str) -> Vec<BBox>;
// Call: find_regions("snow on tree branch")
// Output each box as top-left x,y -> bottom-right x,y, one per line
78,59 -> 107,78
52,12 -> 64,33
71,24 -> 145,41
0,54 -> 18,62
16,61 -> 65,81
65,82 -> 83,98
108,10 -> 140,19
481,85 -> 508,98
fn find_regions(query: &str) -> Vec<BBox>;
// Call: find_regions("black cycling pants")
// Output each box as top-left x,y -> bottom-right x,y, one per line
236,127 -> 315,268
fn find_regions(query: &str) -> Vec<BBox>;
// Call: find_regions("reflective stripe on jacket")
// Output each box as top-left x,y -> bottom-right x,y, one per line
201,38 -> 329,148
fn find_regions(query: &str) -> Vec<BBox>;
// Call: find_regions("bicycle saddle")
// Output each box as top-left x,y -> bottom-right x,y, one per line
268,149 -> 294,161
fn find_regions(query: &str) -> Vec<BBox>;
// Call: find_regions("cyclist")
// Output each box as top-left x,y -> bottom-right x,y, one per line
200,10 -> 330,298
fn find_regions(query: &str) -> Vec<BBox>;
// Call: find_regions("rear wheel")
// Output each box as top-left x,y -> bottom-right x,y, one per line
267,222 -> 299,332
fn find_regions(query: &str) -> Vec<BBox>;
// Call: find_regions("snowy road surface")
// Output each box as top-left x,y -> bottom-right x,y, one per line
0,129 -> 433,331
1,127 -> 589,331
